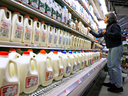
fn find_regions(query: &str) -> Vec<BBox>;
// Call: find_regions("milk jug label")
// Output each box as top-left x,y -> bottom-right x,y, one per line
0,84 -> 18,96
45,71 -> 53,81
63,37 -> 65,45
77,63 -> 80,69
34,29 -> 40,42
59,35 -> 62,44
66,38 -> 68,45
69,38 -> 71,45
24,26 -> 32,40
0,20 -> 10,38
41,31 -> 47,42
15,23 -> 23,39
25,76 -> 38,88
73,65 -> 76,71
84,61 -> 86,67
54,34 -> 57,44
49,32 -> 52,43
81,61 -> 84,67
66,66 -> 71,73
58,68 -> 64,76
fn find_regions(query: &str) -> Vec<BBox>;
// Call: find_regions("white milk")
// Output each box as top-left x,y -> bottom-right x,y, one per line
39,0 -> 46,14
0,51 -> 20,96
9,49 -> 21,59
46,0 -> 52,17
77,51 -> 84,69
16,51 -> 39,94
35,51 -> 53,86
67,51 -> 77,74
56,27 -> 60,46
32,18 -> 40,44
40,21 -> 48,45
11,11 -> 23,42
27,49 -> 37,58
0,5 -> 11,41
58,29 -> 63,47
47,51 -> 64,81
22,14 -> 33,44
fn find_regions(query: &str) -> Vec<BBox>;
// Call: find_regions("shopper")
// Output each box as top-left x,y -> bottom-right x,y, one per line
87,12 -> 124,93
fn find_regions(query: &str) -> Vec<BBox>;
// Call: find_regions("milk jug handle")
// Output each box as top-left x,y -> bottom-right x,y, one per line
29,58 -> 38,72
19,15 -> 23,22
6,10 -> 11,19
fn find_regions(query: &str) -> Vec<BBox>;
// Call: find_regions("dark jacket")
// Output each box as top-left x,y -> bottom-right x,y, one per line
90,23 -> 122,48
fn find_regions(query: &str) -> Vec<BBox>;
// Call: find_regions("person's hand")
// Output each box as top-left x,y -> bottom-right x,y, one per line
102,30 -> 106,34
87,27 -> 91,31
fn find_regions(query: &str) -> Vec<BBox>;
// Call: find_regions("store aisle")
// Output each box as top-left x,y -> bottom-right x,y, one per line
99,73 -> 128,96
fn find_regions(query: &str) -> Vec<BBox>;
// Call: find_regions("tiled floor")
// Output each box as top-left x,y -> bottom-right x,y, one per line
99,73 -> 128,96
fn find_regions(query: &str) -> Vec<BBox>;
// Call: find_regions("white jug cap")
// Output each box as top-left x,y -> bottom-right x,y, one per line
23,51 -> 30,55
0,51 -> 8,56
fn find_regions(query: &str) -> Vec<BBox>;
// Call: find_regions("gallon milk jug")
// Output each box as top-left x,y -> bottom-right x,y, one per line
47,24 -> 54,46
66,31 -> 69,48
45,0 -> 52,17
58,50 -> 62,55
11,10 -> 23,43
73,51 -> 80,71
58,29 -> 63,47
40,21 -> 48,45
16,51 -> 39,94
0,51 -> 20,96
32,18 -> 40,44
9,49 -> 21,59
68,33 -> 72,48
56,27 -> 61,47
27,49 -> 36,58
81,51 -> 86,67
67,51 -> 77,74
22,14 -> 33,44
47,51 -> 64,81
53,27 -> 58,47
39,0 -> 46,14
59,51 -> 71,77
0,5 -> 11,41
77,51 -> 84,69
64,31 -> 67,47
35,50 -> 53,86
62,30 -> 66,47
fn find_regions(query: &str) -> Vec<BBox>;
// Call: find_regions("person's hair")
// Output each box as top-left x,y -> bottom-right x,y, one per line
105,12 -> 117,24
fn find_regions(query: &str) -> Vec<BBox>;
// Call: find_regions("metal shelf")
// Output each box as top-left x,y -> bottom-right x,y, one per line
0,0 -> 96,42
20,58 -> 107,96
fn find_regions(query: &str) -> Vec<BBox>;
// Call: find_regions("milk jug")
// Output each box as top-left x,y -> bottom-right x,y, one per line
22,14 -> 33,44
47,51 -> 64,81
59,51 -> 71,77
27,49 -> 36,58
47,24 -> 54,46
67,51 -> 77,74
77,51 -> 84,69
66,32 -> 69,48
0,5 -> 11,41
58,29 -> 63,47
16,51 -> 39,94
53,27 -> 58,47
39,0 -> 46,14
58,50 -> 62,55
73,51 -> 80,71
62,30 -> 66,47
35,51 -> 53,86
0,51 -> 20,96
68,33 -> 72,48
45,0 -> 52,17
81,51 -> 86,67
11,11 -> 23,42
40,21 -> 48,45
9,49 -> 21,59
32,18 -> 40,44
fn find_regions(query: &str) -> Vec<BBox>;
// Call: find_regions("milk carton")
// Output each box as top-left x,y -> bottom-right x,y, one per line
11,11 -> 23,42
35,51 -> 53,86
0,51 -> 20,96
32,18 -> 40,44
9,49 -> 21,59
22,14 -> 33,44
52,0 -> 56,19
45,0 -> 52,17
27,49 -> 36,58
56,4 -> 62,22
40,21 -> 48,45
0,5 -> 11,41
58,29 -> 63,47
29,0 -> 39,9
47,51 -> 64,81
39,0 -> 46,14
18,0 -> 29,4
16,51 -> 39,94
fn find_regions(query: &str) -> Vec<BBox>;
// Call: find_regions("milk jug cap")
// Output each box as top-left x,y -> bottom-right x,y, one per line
28,49 -> 33,52
40,50 -> 46,53
33,18 -> 38,21
69,52 -> 72,54
1,5 -> 7,8
53,51 -> 58,54
62,52 -> 66,54
10,49 -> 16,51
14,10 -> 20,13
51,50 -> 54,52
58,50 -> 61,52
0,51 -> 8,56
23,51 -> 30,55
41,21 -> 45,23
24,14 -> 30,17
40,51 -> 46,54
47,23 -> 50,25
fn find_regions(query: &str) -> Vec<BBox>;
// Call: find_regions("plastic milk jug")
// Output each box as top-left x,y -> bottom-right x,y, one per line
73,51 -> 80,71
66,32 -> 69,48
32,18 -> 40,44
67,51 -> 77,74
22,14 -> 33,44
9,49 -> 21,59
40,21 -> 48,45
35,51 -> 53,86
11,11 -> 23,42
0,51 -> 20,96
0,5 -> 11,41
47,51 -> 64,81
58,29 -> 63,47
62,30 -> 66,47
16,51 -> 39,94
39,0 -> 46,14
56,28 -> 61,46
27,49 -> 36,58
81,51 -> 87,67
47,24 -> 54,46
64,31 -> 67,47
77,51 -> 84,69
53,27 -> 58,46
68,33 -> 72,47
45,0 -> 52,17
59,51 -> 71,77
58,50 -> 62,55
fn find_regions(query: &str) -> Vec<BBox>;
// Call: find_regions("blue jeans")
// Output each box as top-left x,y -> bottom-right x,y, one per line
107,44 -> 124,87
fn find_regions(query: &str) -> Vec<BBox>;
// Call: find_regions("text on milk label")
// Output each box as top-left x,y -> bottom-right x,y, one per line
41,31 -> 47,42
24,26 -> 32,40
49,32 -> 52,43
0,84 -> 18,96
0,19 -> 10,38
25,76 -> 38,88
73,65 -> 77,71
15,23 -> 23,39
58,68 -> 64,76
66,66 -> 71,73
45,71 -> 53,81
34,29 -> 40,42
77,63 -> 80,69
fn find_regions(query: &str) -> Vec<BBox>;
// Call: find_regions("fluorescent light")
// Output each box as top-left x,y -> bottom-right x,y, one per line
99,0 -> 108,15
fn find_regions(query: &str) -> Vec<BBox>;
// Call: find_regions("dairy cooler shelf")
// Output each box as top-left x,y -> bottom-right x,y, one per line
0,0 -> 96,42
20,58 -> 107,96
